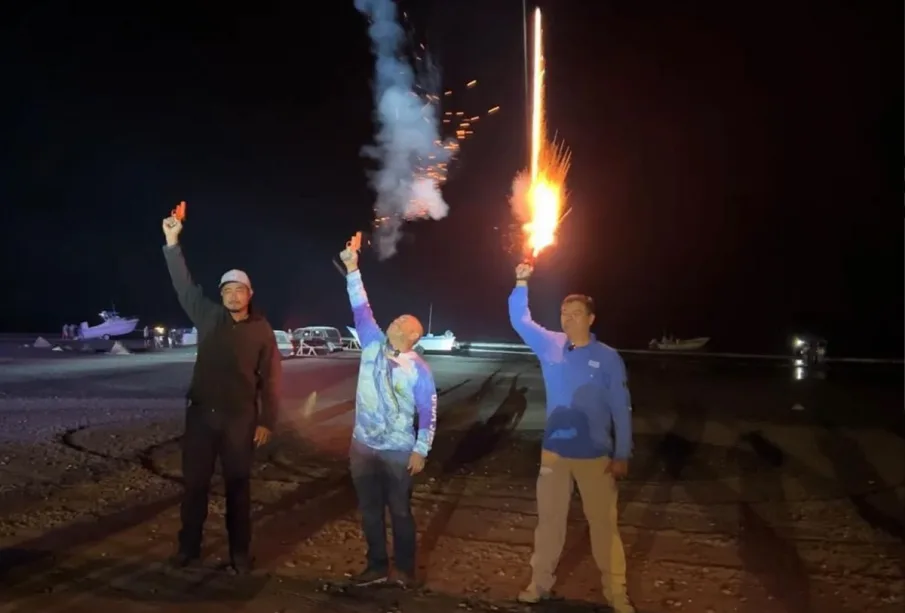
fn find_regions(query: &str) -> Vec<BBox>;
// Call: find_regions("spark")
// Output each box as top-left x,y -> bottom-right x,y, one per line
372,72 -> 503,231
513,7 -> 572,261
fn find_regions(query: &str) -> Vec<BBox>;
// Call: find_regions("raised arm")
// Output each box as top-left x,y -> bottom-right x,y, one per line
256,326 -> 282,431
412,362 -> 438,458
605,350 -> 633,462
340,232 -> 384,348
161,217 -> 220,328
508,264 -> 559,355
346,270 -> 385,348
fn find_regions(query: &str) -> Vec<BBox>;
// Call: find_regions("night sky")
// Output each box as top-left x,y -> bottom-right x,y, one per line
2,0 -> 901,357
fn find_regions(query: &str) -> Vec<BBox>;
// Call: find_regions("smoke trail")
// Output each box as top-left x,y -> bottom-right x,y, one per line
355,0 -> 455,259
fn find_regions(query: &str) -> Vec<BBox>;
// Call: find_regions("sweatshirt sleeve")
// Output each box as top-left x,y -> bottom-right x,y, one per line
257,327 -> 282,430
163,244 -> 221,328
412,362 -> 438,457
606,351 -> 633,461
346,269 -> 384,348
508,284 -> 558,355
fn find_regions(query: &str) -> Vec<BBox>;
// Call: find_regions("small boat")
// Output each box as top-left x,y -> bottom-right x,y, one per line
648,335 -> 710,351
78,310 -> 140,340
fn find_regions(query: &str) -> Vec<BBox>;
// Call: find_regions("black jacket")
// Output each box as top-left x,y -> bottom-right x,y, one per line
163,244 -> 281,429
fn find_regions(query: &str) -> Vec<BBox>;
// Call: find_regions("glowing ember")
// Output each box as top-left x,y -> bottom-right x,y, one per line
513,7 -> 571,261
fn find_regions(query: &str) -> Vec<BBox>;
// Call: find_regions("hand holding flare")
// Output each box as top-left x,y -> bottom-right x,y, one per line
338,231 -> 363,273
162,201 -> 187,245
164,201 -> 187,231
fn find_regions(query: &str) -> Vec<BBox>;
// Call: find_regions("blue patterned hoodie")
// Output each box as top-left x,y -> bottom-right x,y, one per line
346,270 -> 438,457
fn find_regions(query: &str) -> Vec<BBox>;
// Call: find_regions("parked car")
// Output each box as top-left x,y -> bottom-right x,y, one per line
275,330 -> 295,358
292,326 -> 344,354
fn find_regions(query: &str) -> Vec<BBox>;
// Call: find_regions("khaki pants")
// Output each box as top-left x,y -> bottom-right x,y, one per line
530,450 -> 628,599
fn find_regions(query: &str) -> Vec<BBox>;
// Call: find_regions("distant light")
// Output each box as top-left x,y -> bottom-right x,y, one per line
793,337 -> 805,348
154,326 -> 165,335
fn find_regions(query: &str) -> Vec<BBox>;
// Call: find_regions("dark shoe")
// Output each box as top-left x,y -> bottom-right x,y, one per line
227,553 -> 253,575
394,570 -> 420,590
350,567 -> 389,587
168,550 -> 200,569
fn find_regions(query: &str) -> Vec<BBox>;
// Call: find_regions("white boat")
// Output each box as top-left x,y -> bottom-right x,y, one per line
78,310 -> 139,340
416,330 -> 459,353
648,336 -> 710,351
414,302 -> 458,353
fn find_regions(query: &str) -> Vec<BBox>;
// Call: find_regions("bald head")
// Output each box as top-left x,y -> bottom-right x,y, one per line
387,314 -> 423,352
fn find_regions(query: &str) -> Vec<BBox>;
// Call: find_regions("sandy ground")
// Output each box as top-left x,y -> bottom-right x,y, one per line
0,341 -> 902,613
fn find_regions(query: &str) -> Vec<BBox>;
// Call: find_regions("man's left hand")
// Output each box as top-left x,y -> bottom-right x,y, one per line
407,452 -> 426,476
606,459 -> 629,478
254,426 -> 272,447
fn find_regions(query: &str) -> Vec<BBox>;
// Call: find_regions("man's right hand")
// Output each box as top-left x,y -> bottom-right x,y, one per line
515,263 -> 534,283
162,216 -> 183,246
340,232 -> 362,272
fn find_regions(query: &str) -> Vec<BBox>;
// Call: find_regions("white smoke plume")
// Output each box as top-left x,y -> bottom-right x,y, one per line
354,0 -> 456,259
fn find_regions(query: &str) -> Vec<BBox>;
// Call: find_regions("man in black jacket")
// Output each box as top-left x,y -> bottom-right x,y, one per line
161,213 -> 281,574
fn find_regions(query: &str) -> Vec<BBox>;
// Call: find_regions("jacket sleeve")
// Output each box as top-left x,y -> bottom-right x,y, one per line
508,284 -> 559,355
412,362 -> 438,457
606,351 -> 633,461
162,244 -> 221,328
346,269 -> 384,348
257,326 -> 282,430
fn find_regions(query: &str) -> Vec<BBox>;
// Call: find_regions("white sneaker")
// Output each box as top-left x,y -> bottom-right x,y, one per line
609,594 -> 636,613
517,582 -> 551,603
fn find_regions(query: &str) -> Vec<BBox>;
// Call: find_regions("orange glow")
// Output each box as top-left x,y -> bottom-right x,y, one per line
171,200 -> 186,221
521,8 -> 571,259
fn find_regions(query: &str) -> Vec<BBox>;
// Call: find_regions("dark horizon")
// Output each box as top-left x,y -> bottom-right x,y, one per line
2,0 -> 901,358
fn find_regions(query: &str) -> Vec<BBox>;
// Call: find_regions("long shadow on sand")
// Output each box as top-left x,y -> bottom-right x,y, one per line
553,393 -> 815,610
417,373 -> 530,577
814,418 -> 905,579
0,375 -> 481,607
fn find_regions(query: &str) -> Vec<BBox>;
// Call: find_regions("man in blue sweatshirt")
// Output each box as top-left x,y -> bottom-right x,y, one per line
339,233 -> 438,588
509,263 -> 634,613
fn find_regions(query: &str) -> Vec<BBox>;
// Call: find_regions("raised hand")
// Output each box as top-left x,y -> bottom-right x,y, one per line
162,216 -> 183,246
515,262 -> 534,282
340,232 -> 362,272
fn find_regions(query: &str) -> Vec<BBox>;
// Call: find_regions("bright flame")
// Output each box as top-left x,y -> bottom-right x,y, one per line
516,8 -> 571,259
530,8 -> 543,184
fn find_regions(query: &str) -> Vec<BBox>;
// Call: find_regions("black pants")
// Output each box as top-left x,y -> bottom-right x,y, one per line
349,439 -> 417,575
178,406 -> 255,558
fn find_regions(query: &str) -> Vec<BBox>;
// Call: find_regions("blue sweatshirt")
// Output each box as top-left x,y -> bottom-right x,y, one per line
508,285 -> 633,460
347,270 -> 438,457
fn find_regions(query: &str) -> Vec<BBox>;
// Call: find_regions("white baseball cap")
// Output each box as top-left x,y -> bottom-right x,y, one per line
219,269 -> 252,291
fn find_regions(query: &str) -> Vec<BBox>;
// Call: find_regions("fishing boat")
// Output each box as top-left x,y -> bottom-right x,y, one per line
77,310 -> 140,340
648,335 -> 710,351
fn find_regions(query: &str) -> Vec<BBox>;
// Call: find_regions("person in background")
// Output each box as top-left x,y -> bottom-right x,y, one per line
508,262 -> 635,613
338,232 -> 438,589
161,212 -> 282,575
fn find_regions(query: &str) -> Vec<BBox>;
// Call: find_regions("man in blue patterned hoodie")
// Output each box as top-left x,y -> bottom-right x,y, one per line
339,232 -> 438,588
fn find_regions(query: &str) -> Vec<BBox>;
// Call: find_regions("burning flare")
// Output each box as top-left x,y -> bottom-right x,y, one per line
510,8 -> 571,262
